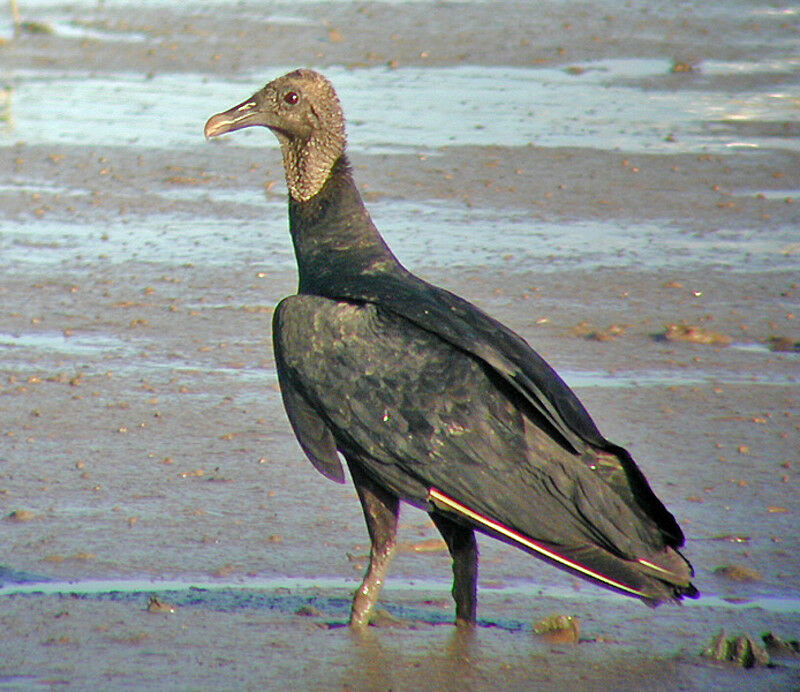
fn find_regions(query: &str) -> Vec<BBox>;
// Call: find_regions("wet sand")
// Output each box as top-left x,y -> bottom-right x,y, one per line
1,1 -> 799,689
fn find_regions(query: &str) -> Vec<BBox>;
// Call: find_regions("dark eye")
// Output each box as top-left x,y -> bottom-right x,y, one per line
284,91 -> 299,105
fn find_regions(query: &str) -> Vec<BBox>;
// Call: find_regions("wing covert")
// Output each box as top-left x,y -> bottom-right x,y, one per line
273,300 -> 345,483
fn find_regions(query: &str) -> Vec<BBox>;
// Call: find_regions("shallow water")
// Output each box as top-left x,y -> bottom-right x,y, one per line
2,575 -> 800,618
5,61 -> 800,154
1,3 -> 799,689
2,329 -> 796,389
1,200 -> 797,273
0,330 -> 132,356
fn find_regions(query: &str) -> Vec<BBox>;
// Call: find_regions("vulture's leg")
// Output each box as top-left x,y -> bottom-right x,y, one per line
347,461 -> 400,629
431,512 -> 479,626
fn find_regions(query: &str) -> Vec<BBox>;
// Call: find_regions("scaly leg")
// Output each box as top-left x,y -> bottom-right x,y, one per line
431,512 -> 478,626
347,461 -> 399,629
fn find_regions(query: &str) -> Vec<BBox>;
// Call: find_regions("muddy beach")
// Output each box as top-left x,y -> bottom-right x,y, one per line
1,0 -> 799,689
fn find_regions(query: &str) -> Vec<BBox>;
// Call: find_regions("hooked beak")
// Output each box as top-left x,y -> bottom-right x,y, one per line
204,95 -> 267,139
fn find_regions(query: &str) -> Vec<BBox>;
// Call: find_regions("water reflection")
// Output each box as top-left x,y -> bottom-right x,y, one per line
343,625 -> 482,689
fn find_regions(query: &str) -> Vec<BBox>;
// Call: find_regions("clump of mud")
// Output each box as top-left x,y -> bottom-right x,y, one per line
660,323 -> 732,346
533,614 -> 581,644
701,630 -> 770,668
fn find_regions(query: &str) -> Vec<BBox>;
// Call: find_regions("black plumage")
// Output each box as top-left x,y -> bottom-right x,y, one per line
204,69 -> 698,628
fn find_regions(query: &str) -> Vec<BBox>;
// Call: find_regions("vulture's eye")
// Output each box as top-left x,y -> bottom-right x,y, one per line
284,91 -> 299,105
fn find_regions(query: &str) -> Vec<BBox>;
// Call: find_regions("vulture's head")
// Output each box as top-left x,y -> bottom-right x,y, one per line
205,69 -> 347,202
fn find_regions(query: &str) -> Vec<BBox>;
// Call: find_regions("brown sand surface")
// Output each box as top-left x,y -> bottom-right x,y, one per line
1,1 -> 799,689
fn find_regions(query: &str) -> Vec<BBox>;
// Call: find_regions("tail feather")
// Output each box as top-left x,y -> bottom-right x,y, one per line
428,486 -> 698,605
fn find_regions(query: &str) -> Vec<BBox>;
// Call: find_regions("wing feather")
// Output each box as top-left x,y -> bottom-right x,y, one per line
273,295 -> 682,565
273,301 -> 344,483
328,272 -> 684,545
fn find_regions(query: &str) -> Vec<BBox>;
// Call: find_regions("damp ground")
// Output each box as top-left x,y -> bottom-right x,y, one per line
1,0 -> 799,689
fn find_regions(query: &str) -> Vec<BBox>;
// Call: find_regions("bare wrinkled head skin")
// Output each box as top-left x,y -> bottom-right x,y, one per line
205,69 -> 347,202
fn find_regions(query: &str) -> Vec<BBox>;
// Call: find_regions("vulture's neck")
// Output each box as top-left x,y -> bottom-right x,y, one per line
288,155 -> 406,297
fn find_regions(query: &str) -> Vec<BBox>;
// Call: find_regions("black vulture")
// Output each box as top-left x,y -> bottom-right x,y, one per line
204,69 -> 697,628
